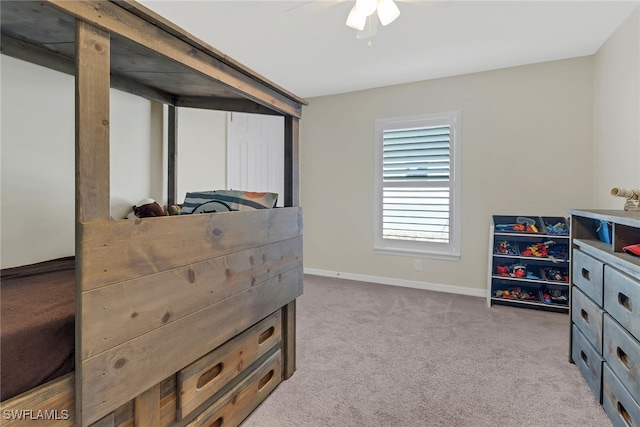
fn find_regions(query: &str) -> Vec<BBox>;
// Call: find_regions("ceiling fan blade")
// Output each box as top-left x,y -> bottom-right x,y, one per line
285,0 -> 347,14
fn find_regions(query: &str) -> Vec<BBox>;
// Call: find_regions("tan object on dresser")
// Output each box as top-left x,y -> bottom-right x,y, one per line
569,210 -> 640,427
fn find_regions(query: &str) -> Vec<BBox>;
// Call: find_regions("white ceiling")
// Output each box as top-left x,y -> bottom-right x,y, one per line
139,0 -> 639,99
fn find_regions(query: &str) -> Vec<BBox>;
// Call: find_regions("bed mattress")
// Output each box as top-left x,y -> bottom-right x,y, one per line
1,257 -> 75,401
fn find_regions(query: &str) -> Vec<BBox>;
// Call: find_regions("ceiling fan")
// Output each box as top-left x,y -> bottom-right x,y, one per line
287,0 -> 402,39
346,0 -> 401,31
287,0 -> 430,44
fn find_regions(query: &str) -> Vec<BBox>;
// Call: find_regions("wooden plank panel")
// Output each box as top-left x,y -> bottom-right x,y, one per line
82,237 -> 301,358
186,350 -> 282,427
80,207 -> 302,290
45,0 -> 303,117
177,311 -> 281,420
0,373 -> 74,427
79,266 -> 302,426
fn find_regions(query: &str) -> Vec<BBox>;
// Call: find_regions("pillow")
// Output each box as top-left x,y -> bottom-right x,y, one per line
181,190 -> 278,215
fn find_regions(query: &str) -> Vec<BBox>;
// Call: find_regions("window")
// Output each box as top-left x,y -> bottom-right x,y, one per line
374,112 -> 461,260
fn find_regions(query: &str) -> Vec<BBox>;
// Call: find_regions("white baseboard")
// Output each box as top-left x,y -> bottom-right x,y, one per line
303,268 -> 486,298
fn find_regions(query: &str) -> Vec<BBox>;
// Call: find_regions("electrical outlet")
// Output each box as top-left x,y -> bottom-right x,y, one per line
414,259 -> 422,271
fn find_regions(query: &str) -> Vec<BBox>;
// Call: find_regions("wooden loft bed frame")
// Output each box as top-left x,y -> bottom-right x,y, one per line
0,1 -> 308,426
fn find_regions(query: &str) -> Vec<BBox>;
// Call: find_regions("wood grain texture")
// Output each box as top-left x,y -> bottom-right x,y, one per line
75,19 -> 110,223
174,96 -> 282,116
45,0 -> 303,117
284,117 -> 300,207
134,384 -> 160,427
282,301 -> 297,379
79,207 -> 302,291
81,236 -> 301,358
185,350 -> 282,427
75,19 -> 110,427
167,106 -> 178,206
177,311 -> 281,419
0,373 -> 74,427
79,266 -> 302,425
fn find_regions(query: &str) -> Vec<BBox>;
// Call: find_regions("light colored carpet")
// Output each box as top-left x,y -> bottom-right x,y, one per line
242,275 -> 611,427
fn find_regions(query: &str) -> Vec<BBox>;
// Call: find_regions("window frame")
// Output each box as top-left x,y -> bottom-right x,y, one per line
374,111 -> 461,260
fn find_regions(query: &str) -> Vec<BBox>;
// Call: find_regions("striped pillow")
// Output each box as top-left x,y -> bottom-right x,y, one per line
181,190 -> 278,214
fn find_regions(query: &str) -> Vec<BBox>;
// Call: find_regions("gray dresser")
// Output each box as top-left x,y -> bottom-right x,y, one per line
569,210 -> 640,427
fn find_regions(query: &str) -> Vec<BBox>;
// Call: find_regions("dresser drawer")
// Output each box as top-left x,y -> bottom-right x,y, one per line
572,325 -> 604,403
573,249 -> 604,306
177,310 -> 282,420
605,265 -> 640,342
603,364 -> 640,427
572,287 -> 604,352
604,314 -> 640,405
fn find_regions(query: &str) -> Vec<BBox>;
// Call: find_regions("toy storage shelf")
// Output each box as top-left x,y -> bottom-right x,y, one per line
487,215 -> 571,313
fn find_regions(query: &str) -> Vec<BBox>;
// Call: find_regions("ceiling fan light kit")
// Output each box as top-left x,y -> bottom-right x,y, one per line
346,0 -> 400,31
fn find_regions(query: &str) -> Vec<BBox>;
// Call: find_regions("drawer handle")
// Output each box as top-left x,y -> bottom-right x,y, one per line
197,362 -> 223,390
580,351 -> 589,367
258,326 -> 275,345
617,402 -> 632,427
580,309 -> 590,324
258,369 -> 275,391
582,268 -> 590,281
618,292 -> 633,312
617,347 -> 631,370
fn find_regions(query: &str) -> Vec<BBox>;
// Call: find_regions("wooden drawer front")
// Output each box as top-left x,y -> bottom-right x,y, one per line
177,310 -> 282,420
572,287 -> 604,352
604,314 -> 640,404
572,325 -> 604,403
187,349 -> 282,427
603,364 -> 640,427
605,265 -> 640,342
573,249 -> 604,306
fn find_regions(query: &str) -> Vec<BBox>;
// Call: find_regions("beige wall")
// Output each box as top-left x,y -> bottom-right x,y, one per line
593,6 -> 640,208
300,57 -> 595,294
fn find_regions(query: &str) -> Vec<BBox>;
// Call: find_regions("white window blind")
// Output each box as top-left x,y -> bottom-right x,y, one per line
375,112 -> 460,260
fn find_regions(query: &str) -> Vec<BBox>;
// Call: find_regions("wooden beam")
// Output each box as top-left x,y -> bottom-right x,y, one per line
112,0 -> 308,108
0,35 -> 173,105
0,34 -> 75,74
282,300 -> 297,379
174,96 -> 282,116
75,19 -> 111,427
45,0 -> 303,118
284,116 -> 300,207
134,384 -> 161,427
168,106 -> 178,206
